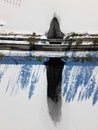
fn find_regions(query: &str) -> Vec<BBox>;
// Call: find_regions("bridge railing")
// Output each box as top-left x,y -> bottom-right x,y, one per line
0,34 -> 98,51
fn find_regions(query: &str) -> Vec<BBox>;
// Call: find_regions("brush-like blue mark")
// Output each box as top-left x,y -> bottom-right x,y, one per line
93,87 -> 98,105
19,65 -> 32,89
0,65 -> 8,83
78,76 -> 96,101
28,66 -> 40,99
63,66 -> 73,97
63,60 -> 98,105
16,65 -> 41,98
0,54 -> 47,97
0,56 -> 48,65
0,53 -> 98,105
0,71 -> 3,82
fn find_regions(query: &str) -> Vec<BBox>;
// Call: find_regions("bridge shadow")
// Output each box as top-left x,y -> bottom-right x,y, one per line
63,61 -> 98,105
0,55 -> 45,98
0,56 -> 48,65
0,57 -> 98,105
63,51 -> 98,105
44,58 -> 64,122
0,55 -> 98,125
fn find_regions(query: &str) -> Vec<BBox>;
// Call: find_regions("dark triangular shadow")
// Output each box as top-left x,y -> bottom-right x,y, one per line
45,16 -> 65,123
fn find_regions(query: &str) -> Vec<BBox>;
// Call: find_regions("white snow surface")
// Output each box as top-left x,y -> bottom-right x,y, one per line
0,50 -> 98,130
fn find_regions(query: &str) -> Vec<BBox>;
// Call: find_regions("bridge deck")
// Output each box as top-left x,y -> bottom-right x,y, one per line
0,35 -> 98,51
0,43 -> 98,51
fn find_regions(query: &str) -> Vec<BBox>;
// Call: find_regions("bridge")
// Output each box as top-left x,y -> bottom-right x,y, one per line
0,35 -> 98,51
